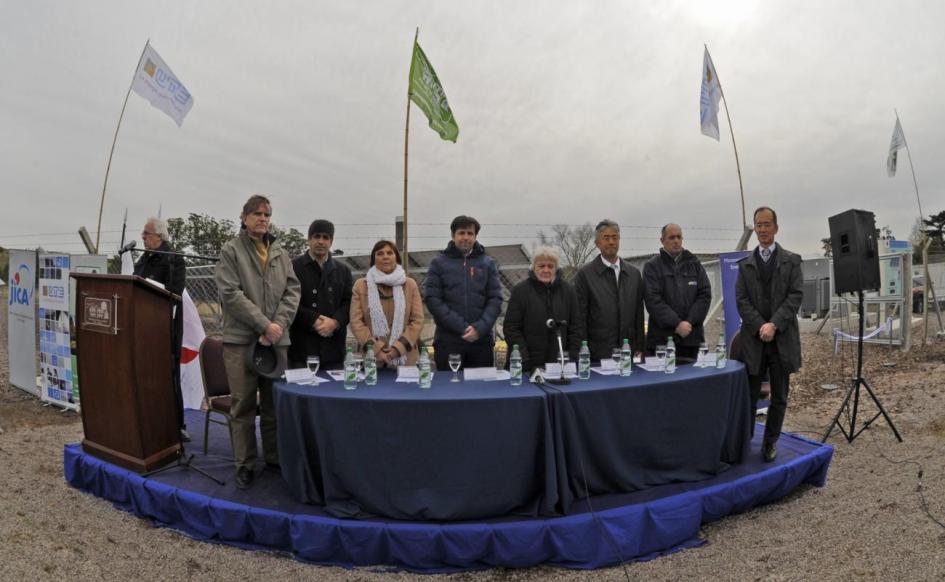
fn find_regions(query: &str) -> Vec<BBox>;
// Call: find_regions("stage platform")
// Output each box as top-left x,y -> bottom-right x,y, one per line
64,410 -> 833,572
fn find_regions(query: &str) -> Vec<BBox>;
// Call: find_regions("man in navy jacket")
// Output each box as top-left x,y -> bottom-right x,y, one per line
424,215 -> 503,371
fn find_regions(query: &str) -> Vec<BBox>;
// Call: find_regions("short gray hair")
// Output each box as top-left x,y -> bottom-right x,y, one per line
595,219 -> 620,237
531,246 -> 560,269
146,217 -> 170,242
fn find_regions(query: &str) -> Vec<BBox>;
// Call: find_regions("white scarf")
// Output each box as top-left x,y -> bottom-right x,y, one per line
366,265 -> 407,366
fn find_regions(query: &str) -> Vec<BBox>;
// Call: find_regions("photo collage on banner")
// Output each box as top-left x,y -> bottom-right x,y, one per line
38,254 -> 78,409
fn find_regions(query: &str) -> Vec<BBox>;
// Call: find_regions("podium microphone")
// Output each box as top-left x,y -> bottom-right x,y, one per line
546,319 -> 568,329
118,240 -> 137,254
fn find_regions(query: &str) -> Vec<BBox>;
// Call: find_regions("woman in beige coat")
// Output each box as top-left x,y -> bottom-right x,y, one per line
350,240 -> 425,367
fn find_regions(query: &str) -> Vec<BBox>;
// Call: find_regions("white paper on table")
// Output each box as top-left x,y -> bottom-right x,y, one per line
485,370 -> 512,381
326,369 -> 365,382
591,366 -> 619,376
396,366 -> 420,383
284,368 -> 328,385
636,361 -> 666,372
696,353 -> 719,367
599,359 -> 618,371
544,362 -> 578,378
463,367 -> 498,381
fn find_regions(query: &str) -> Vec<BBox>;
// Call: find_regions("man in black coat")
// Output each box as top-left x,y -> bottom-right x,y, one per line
289,220 -> 353,369
133,218 -> 188,440
503,247 -> 583,371
735,207 -> 803,462
574,219 -> 645,362
643,223 -> 712,360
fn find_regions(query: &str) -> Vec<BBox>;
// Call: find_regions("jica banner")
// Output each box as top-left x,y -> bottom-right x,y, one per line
38,253 -> 78,410
7,250 -> 39,396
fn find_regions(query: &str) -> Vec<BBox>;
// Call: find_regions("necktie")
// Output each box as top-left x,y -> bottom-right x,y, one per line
761,247 -> 771,263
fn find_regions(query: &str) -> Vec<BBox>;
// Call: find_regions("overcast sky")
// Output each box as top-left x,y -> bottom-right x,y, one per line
1,0 -> 942,258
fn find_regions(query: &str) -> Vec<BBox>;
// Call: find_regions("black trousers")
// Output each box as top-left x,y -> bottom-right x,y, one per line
747,343 -> 790,447
433,337 -> 494,371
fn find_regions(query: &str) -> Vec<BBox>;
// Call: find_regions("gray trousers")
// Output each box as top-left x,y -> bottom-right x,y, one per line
222,344 -> 281,470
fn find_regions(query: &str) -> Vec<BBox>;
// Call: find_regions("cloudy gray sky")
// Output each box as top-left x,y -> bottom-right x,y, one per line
1,0 -> 942,258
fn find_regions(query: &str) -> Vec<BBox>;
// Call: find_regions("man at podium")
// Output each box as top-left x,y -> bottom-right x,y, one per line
134,217 -> 189,441
215,194 -> 300,489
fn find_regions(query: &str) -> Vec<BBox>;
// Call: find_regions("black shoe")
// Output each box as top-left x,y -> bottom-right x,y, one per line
762,442 -> 777,463
180,429 -> 192,443
235,467 -> 254,489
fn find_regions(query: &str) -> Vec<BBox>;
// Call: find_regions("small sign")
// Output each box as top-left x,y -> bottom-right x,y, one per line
82,296 -> 117,335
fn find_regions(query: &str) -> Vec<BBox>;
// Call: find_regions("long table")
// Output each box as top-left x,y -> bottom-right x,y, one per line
273,362 -> 751,521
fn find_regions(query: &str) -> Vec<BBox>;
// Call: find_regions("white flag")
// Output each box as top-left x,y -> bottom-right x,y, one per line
700,47 -> 723,141
120,250 -> 135,275
130,42 -> 194,127
886,117 -> 907,177
179,289 -> 207,410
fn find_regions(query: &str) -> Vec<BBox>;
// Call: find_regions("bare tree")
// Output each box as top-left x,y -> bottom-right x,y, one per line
536,223 -> 597,280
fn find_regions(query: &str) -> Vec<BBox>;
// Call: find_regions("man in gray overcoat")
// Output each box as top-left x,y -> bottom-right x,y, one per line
735,206 -> 803,462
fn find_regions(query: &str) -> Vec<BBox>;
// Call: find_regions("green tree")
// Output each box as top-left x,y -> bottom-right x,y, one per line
166,214 -> 237,258
270,225 -> 307,257
821,237 -> 832,258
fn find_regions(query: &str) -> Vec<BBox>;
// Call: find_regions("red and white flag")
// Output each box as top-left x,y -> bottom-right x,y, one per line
180,289 -> 206,410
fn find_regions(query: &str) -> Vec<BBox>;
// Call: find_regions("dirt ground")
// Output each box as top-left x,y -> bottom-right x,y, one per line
2,287 -> 944,580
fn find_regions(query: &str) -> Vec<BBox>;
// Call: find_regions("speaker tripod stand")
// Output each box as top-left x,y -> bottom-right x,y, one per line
822,291 -> 903,444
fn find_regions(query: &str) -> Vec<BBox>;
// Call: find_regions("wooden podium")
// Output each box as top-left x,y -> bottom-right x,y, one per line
71,273 -> 182,472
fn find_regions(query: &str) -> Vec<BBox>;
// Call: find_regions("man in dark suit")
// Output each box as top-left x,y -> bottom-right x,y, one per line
289,219 -> 353,370
134,217 -> 188,440
735,207 -> 803,462
574,219 -> 645,362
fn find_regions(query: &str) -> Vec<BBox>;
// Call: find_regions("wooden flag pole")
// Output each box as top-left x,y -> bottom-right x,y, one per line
706,46 -> 748,235
95,39 -> 150,254
402,28 -> 419,271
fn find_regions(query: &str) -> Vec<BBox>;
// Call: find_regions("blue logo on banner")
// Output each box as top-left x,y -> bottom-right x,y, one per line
8,263 -> 34,306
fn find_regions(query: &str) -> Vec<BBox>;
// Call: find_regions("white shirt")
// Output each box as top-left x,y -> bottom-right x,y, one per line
758,242 -> 778,262
601,255 -> 621,284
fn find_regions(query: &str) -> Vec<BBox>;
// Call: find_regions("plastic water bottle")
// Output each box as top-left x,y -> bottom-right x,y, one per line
343,347 -> 357,390
619,338 -> 632,377
510,344 -> 523,386
418,346 -> 432,389
578,340 -> 591,380
665,336 -> 676,374
715,330 -> 727,369
364,342 -> 378,386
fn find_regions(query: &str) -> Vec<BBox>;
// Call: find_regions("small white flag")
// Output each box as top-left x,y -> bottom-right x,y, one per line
886,117 -> 907,177
120,250 -> 135,275
130,42 -> 194,126
700,47 -> 723,141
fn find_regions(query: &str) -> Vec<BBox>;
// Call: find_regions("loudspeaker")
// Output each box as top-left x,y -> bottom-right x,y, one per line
829,209 -> 880,295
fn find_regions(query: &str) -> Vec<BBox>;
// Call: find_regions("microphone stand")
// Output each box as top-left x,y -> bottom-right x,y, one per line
547,322 -> 571,385
128,248 -> 219,262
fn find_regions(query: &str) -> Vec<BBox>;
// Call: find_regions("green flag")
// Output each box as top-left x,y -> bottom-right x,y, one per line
409,41 -> 459,142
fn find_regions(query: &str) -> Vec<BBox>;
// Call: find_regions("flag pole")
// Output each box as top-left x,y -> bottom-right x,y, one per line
707,45 -> 748,232
897,110 -> 943,336
95,39 -> 150,254
403,28 -> 418,271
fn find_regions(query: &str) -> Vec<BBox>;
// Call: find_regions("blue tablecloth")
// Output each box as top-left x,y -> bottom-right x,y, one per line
274,362 -> 750,521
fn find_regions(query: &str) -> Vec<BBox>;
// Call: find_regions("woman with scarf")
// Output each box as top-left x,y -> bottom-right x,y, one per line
350,240 -> 425,367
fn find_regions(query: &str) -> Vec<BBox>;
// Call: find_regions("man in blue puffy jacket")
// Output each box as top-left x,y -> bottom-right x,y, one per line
424,215 -> 504,371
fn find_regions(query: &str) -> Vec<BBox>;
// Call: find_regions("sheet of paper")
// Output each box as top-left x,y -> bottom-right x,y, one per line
544,362 -> 578,379
590,367 -> 619,376
636,362 -> 665,372
284,368 -> 328,385
326,369 -> 365,382
396,366 -> 420,383
696,353 -> 719,367
463,367 -> 498,381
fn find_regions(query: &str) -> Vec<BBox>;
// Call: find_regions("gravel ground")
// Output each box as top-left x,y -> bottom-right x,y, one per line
2,288 -> 944,581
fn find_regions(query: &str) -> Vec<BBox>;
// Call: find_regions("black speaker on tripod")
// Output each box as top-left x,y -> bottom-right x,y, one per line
823,208 -> 902,444
828,209 -> 880,295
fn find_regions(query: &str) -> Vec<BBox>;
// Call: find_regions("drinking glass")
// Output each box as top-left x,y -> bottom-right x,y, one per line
448,353 -> 462,382
611,348 -> 622,370
697,343 -> 709,367
306,356 -> 320,381
655,345 -> 667,370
